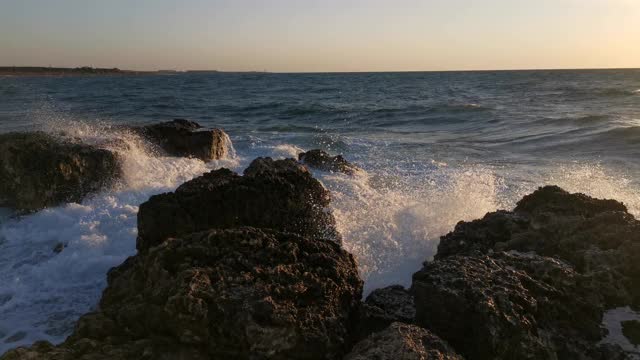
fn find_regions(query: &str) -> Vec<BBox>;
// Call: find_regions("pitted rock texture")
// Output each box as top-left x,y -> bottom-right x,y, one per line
1,227 -> 363,360
136,119 -> 230,161
0,132 -> 121,211
345,322 -> 463,360
355,285 -> 416,340
436,185 -> 640,308
137,157 -> 341,251
412,252 -> 628,360
298,149 -> 360,175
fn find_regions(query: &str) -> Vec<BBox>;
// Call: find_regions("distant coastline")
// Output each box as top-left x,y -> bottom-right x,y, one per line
0,66 -> 157,77
0,67 -> 270,77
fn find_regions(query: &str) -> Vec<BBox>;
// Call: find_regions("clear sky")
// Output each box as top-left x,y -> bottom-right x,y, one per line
1,0 -> 639,72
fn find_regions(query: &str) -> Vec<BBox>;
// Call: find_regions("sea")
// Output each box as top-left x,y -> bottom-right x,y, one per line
1,69 -> 640,353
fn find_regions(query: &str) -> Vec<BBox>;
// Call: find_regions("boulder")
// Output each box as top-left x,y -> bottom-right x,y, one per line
137,157 -> 340,251
436,185 -> 640,307
345,322 -> 463,360
298,149 -> 360,175
1,227 -> 363,360
135,119 -> 231,161
365,285 -> 415,324
355,285 -> 415,340
0,132 -> 121,211
412,252 -> 627,360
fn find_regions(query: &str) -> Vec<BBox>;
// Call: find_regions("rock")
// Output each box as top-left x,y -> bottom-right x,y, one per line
515,185 -> 627,217
436,185 -> 640,308
0,132 -> 121,211
412,252 -> 626,360
298,149 -> 360,175
2,227 -> 363,359
137,157 -> 340,251
345,322 -> 463,360
366,286 -> 415,324
355,285 -> 415,340
622,320 -> 640,346
135,119 -> 230,161
52,242 -> 66,254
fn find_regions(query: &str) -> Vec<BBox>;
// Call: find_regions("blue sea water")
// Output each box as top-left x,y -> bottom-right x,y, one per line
1,70 -> 640,352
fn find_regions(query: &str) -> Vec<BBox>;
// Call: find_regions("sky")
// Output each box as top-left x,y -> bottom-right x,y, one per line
1,0 -> 639,72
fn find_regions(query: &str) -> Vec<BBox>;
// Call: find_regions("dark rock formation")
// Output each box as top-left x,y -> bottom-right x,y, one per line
0,132 -> 121,211
355,285 -> 415,340
52,242 -> 66,254
137,157 -> 340,251
298,149 -> 360,175
345,322 -> 463,360
366,286 -> 415,323
436,185 -> 640,308
135,119 -> 230,161
412,251 -> 627,360
1,227 -> 363,360
622,320 -> 640,346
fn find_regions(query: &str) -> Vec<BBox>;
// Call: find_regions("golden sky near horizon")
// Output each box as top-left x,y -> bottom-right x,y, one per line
0,0 -> 639,72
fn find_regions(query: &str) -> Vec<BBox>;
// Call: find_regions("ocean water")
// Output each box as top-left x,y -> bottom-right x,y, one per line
1,70 -> 640,353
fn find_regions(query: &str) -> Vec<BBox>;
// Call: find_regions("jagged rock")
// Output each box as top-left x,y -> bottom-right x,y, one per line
137,157 -> 340,251
2,227 -> 363,360
135,119 -> 230,161
0,132 -> 121,211
622,320 -> 640,346
298,149 -> 360,175
412,252 -> 628,360
355,285 -> 415,340
436,185 -> 640,307
345,322 -> 463,360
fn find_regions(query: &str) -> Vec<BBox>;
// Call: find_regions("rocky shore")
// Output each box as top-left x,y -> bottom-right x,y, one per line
0,120 -> 230,212
1,124 -> 639,359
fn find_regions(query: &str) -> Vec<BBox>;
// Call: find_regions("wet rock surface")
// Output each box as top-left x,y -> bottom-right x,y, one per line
298,149 -> 360,175
412,252 -> 624,359
0,132 -> 121,211
355,285 -> 415,340
436,185 -> 640,308
137,157 -> 340,251
345,322 -> 463,360
2,227 -> 363,360
411,185 -> 640,359
135,119 -> 230,161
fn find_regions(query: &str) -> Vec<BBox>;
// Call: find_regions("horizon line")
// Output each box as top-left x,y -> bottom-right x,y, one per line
2,65 -> 639,74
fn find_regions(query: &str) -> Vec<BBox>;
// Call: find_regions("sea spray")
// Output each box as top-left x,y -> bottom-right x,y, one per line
320,163 -> 506,294
0,121 -> 240,354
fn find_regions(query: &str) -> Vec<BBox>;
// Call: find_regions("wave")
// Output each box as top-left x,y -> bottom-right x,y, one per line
589,126 -> 640,144
258,124 -> 323,133
322,164 -> 507,294
0,119 -> 240,353
372,103 -> 492,115
533,114 -> 611,126
551,86 -> 639,98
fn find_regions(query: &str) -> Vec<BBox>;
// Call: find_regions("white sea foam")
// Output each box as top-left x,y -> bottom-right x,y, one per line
318,164 -> 507,294
0,121 -> 240,354
542,163 -> 640,217
271,144 -> 305,159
